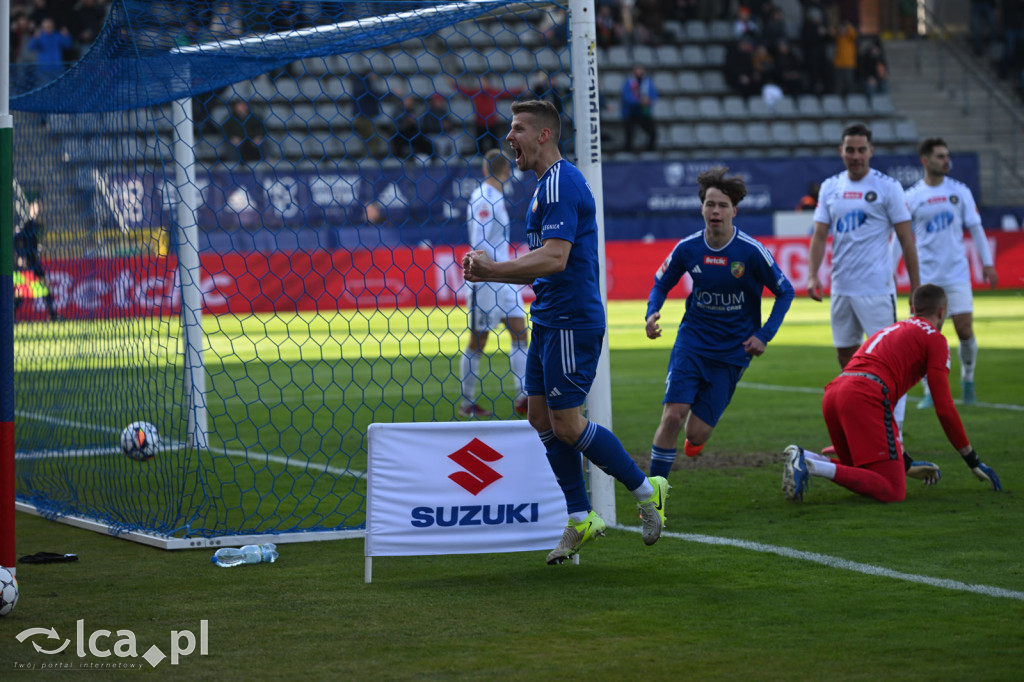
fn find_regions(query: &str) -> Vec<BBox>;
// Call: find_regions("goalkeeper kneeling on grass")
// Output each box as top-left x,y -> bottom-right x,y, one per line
782,283 -> 1001,503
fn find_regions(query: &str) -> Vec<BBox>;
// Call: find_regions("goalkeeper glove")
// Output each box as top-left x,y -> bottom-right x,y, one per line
963,450 -> 1002,491
906,461 -> 941,486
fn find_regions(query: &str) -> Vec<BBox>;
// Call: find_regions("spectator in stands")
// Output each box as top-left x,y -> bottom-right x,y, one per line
725,35 -> 761,97
752,42 -> 777,86
774,39 -> 806,95
621,64 -> 658,152
10,13 -> 37,64
268,0 -> 311,32
393,95 -> 435,162
636,0 -> 666,44
970,0 -> 998,56
69,0 -> 106,50
795,182 -> 820,212
537,7 -> 569,47
800,6 -> 832,94
831,19 -> 858,97
733,5 -> 760,39
1000,0 -> 1024,80
859,38 -> 889,97
596,2 -> 619,48
221,99 -> 268,164
14,192 -> 59,322
761,5 -> 788,47
350,70 -> 390,159
665,0 -> 699,24
453,74 -> 523,155
423,94 -> 456,160
27,17 -> 71,84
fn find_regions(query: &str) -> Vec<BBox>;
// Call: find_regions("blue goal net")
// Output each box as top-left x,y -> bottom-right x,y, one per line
10,0 -> 573,545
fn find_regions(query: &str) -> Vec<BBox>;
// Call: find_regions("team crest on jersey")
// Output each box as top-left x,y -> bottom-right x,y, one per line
865,191 -> 877,203
950,194 -> 960,205
731,262 -> 745,278
478,208 -> 491,219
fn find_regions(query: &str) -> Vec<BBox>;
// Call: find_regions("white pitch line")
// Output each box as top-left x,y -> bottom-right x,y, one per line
615,525 -> 1024,602
740,382 -> 1024,411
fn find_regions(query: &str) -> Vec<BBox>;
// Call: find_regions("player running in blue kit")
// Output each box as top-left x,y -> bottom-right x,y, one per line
463,99 -> 668,564
646,167 -> 794,478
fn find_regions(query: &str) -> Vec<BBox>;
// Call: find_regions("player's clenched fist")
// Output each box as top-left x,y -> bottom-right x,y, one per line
463,249 -> 493,282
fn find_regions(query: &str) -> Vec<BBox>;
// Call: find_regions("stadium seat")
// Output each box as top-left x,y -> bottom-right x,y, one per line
482,49 -> 514,73
677,71 -> 703,94
672,97 -> 701,120
663,20 -> 684,42
669,123 -> 696,148
681,45 -> 708,68
870,94 -> 896,116
368,51 -> 397,74
655,45 -> 681,66
722,95 -> 749,119
701,71 -> 729,94
694,122 -> 723,148
697,96 -> 723,119
820,120 -> 844,144
796,121 -> 824,146
747,96 -> 776,118
632,45 -> 655,65
607,45 -> 632,69
872,120 -> 897,144
601,71 -> 626,95
653,71 -> 680,96
705,44 -> 727,67
652,99 -> 673,120
533,47 -> 563,73
709,20 -> 732,42
895,119 -> 920,143
773,96 -> 798,117
797,94 -> 823,118
744,121 -> 772,147
720,122 -> 748,147
821,94 -> 845,117
684,20 -> 710,43
770,121 -> 797,146
845,93 -> 871,118
406,74 -> 437,98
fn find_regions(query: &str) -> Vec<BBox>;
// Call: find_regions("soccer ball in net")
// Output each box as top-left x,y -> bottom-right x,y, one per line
0,566 -> 18,617
121,421 -> 160,461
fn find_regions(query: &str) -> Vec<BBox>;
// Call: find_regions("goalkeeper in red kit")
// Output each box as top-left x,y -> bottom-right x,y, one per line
782,284 -> 1001,503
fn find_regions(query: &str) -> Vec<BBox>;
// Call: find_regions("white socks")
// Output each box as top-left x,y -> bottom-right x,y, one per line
960,336 -> 978,382
460,350 -> 482,405
510,338 -> 528,397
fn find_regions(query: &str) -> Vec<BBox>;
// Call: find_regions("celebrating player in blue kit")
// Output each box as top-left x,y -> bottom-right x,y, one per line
646,167 -> 794,478
463,99 -> 669,564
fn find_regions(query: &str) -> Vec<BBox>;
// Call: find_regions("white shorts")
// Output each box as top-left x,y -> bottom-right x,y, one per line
466,282 -> 525,332
830,293 -> 898,348
933,281 -> 974,317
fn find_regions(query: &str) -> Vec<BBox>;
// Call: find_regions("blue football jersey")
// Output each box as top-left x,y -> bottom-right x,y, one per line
646,227 -> 794,367
524,160 -> 605,330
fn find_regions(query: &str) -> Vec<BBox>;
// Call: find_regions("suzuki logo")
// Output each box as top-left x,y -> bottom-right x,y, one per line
448,438 -> 503,495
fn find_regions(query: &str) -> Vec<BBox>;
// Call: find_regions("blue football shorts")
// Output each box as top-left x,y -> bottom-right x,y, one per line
663,347 -> 745,427
524,323 -> 603,411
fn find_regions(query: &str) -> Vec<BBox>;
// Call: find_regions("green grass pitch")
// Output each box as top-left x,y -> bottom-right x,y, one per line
4,292 -> 1023,679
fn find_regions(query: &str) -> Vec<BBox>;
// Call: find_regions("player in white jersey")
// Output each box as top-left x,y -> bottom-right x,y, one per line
458,149 -> 528,418
894,137 -> 997,407
808,123 -> 920,433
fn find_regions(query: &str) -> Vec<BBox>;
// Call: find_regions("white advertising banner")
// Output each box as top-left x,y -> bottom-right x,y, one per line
365,421 -> 567,558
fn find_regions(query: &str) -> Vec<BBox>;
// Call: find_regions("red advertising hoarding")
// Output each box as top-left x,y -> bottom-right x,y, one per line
15,233 -> 1024,320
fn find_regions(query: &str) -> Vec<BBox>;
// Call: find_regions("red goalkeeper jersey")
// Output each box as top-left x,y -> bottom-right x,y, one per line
845,316 -> 969,449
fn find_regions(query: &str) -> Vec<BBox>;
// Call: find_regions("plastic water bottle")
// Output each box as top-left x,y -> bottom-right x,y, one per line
211,543 -> 278,568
